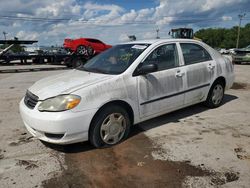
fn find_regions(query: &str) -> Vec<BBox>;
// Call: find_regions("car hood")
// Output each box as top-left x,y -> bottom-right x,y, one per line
29,70 -> 113,100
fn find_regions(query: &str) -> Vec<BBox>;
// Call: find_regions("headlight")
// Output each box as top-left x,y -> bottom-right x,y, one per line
38,95 -> 81,112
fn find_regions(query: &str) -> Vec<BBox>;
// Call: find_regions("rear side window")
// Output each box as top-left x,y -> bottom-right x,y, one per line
144,43 -> 179,71
86,39 -> 103,43
180,43 -> 212,65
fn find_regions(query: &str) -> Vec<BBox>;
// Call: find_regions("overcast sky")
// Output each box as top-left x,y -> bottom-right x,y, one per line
0,0 -> 249,46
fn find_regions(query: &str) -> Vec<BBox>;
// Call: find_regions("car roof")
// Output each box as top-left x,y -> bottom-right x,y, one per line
121,38 -> 202,45
84,38 -> 100,40
77,38 -> 102,41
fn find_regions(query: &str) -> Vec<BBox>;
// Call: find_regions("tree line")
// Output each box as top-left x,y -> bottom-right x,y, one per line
194,23 -> 250,49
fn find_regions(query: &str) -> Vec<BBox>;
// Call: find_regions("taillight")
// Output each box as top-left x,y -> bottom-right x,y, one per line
64,39 -> 72,42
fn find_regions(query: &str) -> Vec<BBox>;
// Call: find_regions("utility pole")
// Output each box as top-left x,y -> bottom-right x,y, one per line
236,13 -> 246,48
156,29 -> 160,39
3,31 -> 7,40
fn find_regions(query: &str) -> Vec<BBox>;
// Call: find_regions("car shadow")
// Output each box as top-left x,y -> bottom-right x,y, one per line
43,94 -> 238,153
138,93 -> 238,131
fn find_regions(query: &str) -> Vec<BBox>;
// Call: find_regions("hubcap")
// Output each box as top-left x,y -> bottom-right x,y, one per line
77,46 -> 87,55
100,113 -> 126,145
212,84 -> 224,105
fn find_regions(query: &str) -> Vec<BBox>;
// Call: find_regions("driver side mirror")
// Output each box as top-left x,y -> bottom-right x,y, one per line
133,63 -> 158,76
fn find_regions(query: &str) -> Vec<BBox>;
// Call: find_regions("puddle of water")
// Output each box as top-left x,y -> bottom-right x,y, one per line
42,132 -> 211,188
231,82 -> 248,90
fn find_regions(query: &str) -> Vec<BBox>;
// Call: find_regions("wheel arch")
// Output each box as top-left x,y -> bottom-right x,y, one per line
88,100 -> 134,136
77,44 -> 86,49
205,76 -> 226,108
213,76 -> 226,88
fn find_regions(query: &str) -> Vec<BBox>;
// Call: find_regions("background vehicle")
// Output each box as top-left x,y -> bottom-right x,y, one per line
233,45 -> 250,64
0,39 -> 94,67
229,48 -> 236,55
63,38 -> 112,57
170,28 -> 194,39
215,48 -> 230,54
170,28 -> 202,41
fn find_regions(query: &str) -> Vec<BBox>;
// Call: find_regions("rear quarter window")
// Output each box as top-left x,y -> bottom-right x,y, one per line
180,43 -> 212,65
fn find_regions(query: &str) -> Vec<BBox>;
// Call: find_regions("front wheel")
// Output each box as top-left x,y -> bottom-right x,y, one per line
89,105 -> 131,148
76,45 -> 87,55
205,81 -> 225,108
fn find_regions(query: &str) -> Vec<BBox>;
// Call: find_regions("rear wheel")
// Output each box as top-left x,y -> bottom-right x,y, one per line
87,46 -> 94,56
89,105 -> 131,148
205,81 -> 225,108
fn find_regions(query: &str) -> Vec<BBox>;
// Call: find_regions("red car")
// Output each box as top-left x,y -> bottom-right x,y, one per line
63,38 -> 112,56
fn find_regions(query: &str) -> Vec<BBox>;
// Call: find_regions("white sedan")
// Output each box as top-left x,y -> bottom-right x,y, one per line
19,39 -> 234,148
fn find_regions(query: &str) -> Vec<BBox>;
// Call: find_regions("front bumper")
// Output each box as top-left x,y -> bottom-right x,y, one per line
19,98 -> 97,145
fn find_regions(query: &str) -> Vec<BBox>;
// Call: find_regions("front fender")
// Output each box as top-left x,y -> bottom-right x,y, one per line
71,76 -> 140,123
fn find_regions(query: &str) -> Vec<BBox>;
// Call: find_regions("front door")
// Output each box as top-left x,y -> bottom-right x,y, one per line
137,43 -> 185,118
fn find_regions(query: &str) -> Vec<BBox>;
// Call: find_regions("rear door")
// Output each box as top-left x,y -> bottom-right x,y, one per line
179,43 -> 216,105
137,43 -> 186,118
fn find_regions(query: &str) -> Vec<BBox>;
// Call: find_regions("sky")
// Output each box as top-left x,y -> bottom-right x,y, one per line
0,0 -> 249,46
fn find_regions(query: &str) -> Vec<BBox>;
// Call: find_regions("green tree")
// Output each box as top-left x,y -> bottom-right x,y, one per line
194,23 -> 250,48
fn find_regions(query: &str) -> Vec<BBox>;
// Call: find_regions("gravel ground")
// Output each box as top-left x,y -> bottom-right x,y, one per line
0,65 -> 249,188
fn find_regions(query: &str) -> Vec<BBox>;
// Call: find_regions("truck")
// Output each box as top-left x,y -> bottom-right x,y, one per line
0,39 -> 90,68
169,28 -> 201,41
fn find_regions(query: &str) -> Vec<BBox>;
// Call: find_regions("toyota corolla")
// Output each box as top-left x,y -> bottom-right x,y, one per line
19,39 -> 234,148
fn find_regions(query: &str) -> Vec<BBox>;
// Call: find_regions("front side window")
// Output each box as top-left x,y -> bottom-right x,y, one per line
143,43 -> 179,71
79,44 -> 150,74
180,43 -> 212,65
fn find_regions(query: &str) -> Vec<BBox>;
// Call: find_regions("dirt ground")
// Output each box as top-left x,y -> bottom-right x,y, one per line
0,64 -> 250,188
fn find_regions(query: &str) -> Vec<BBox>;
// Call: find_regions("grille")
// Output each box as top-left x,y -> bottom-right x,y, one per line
236,53 -> 246,56
24,90 -> 39,109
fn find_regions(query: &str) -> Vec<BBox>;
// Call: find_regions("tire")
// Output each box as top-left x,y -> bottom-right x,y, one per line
87,46 -> 94,56
72,57 -> 83,68
89,105 -> 131,148
204,81 -> 225,108
76,45 -> 87,55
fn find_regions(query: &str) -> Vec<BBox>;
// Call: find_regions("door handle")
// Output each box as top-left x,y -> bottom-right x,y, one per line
208,64 -> 215,70
175,70 -> 184,77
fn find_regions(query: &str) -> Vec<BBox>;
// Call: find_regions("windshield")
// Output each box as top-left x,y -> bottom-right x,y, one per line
79,44 -> 150,74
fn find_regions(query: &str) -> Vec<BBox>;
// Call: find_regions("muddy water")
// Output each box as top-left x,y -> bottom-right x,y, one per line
231,82 -> 250,90
42,128 -> 210,188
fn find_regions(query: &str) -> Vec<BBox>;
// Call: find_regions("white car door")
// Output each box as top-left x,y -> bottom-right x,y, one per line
179,43 -> 216,105
136,43 -> 186,118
